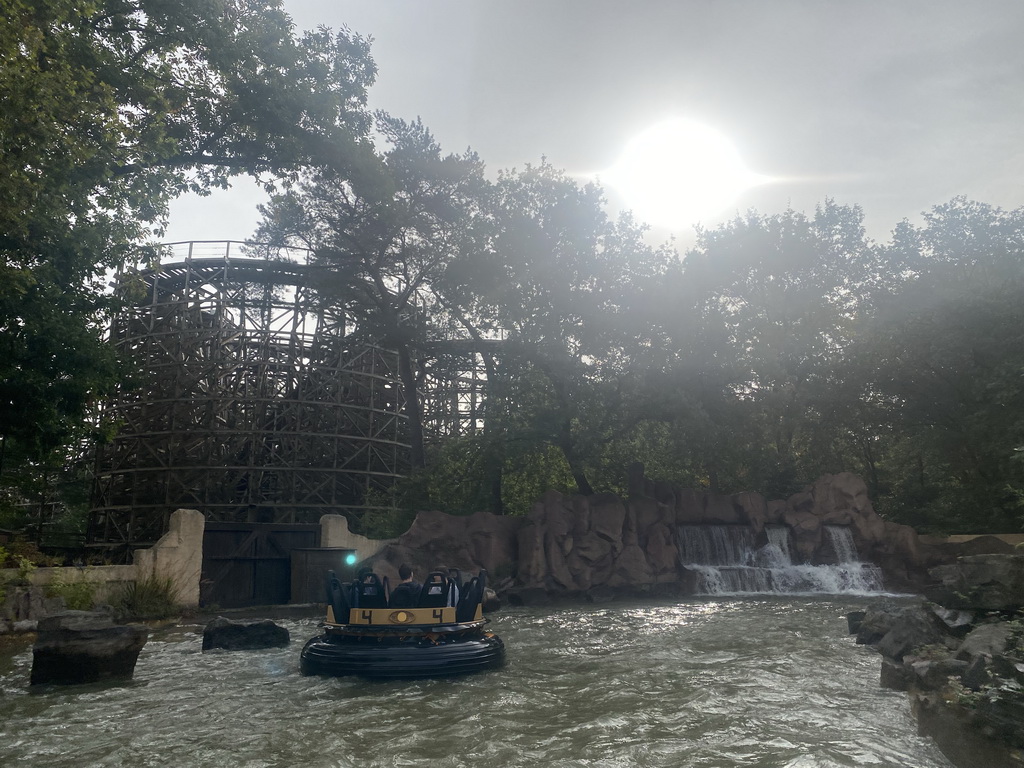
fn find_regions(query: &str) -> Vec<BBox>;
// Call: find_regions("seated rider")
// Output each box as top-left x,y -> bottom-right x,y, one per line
388,564 -> 422,608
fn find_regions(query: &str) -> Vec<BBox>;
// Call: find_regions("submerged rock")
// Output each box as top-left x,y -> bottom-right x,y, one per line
201,616 -> 289,651
30,610 -> 148,686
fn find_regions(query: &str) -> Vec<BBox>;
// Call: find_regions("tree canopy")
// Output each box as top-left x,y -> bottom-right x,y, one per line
1,0 -> 376,465
4,2 -> 1022,540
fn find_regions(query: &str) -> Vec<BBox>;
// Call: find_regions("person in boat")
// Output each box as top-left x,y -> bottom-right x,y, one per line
388,564 -> 421,608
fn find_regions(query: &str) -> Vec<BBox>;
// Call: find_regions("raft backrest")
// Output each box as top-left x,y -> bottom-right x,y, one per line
456,569 -> 487,622
325,570 -> 351,624
417,570 -> 454,608
354,570 -> 389,609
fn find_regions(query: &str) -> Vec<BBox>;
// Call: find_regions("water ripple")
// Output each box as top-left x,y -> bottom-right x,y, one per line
0,598 -> 954,767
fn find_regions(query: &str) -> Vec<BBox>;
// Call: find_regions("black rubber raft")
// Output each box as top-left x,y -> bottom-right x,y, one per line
300,568 -> 506,679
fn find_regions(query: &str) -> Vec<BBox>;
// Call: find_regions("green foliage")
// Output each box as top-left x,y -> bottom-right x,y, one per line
390,438 -> 577,519
1,0 -> 377,507
111,575 -> 180,621
45,574 -> 96,611
0,539 -> 60,569
254,115 -> 490,470
11,555 -> 36,586
357,505 -> 417,540
854,198 -> 1024,532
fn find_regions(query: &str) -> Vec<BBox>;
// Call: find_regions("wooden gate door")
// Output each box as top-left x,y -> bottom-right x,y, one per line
201,523 -> 320,608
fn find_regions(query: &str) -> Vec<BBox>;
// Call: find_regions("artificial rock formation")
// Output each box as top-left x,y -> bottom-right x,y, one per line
31,610 -> 148,685
515,471 -> 927,596
371,509 -> 523,587
369,471 -> 933,599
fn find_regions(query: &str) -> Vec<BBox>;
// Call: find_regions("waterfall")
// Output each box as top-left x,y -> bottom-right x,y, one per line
825,524 -> 858,563
677,524 -> 884,595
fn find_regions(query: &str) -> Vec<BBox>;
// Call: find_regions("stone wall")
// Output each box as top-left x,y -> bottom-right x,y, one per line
1,509 -> 205,631
320,514 -> 388,560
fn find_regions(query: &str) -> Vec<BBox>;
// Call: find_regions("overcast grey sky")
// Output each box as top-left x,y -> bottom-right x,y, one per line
165,0 -> 1024,247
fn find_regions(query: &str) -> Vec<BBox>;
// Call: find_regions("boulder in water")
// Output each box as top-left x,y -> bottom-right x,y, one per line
854,602 -> 904,645
31,610 -> 148,686
846,610 -> 866,635
201,616 -> 290,651
877,605 -> 951,661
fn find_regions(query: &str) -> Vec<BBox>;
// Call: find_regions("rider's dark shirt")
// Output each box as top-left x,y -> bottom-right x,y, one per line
389,580 -> 422,608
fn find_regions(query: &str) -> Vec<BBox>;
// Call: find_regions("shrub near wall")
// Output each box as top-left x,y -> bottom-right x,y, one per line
1,509 -> 204,632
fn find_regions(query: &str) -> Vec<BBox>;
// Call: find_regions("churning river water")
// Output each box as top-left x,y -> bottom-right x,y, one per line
0,596 -> 954,768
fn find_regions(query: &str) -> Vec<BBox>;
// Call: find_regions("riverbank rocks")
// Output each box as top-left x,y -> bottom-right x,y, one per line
202,616 -> 289,651
925,554 -> 1024,612
30,609 -> 148,685
850,555 -> 1024,768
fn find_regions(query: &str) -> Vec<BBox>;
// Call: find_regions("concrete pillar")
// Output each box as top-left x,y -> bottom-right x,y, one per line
133,509 -> 205,608
319,514 -> 387,561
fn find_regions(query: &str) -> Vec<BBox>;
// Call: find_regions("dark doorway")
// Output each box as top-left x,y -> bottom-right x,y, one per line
201,522 -> 320,608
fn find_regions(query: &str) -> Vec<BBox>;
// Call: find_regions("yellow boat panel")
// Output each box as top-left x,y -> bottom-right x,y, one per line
347,606 -> 457,626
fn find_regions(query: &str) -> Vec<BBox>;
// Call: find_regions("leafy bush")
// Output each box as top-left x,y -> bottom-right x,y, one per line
45,575 -> 96,611
0,539 -> 61,568
111,575 -> 180,621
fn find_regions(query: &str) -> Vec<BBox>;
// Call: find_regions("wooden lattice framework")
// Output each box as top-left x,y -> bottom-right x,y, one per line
88,242 -> 411,548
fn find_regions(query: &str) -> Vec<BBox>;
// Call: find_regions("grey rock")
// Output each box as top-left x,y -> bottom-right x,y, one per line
856,602 -> 905,645
909,658 -> 970,691
37,609 -> 114,633
31,612 -> 148,685
991,654 -> 1024,685
880,657 -> 913,691
482,587 -> 501,613
926,555 -> 1024,612
956,622 -> 1013,662
201,616 -> 289,651
962,655 -> 993,691
930,605 -> 975,637
847,610 -> 866,635
877,605 -> 949,661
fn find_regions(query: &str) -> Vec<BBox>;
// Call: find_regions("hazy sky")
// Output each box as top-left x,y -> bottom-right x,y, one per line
165,0 -> 1024,248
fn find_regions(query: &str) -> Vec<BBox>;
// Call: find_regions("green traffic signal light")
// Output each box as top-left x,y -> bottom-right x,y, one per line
345,552 -> 357,565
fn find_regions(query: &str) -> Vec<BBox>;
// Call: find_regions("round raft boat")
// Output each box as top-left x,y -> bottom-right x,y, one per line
300,568 -> 505,679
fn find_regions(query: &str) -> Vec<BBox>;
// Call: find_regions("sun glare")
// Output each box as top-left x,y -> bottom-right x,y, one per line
606,118 -> 767,230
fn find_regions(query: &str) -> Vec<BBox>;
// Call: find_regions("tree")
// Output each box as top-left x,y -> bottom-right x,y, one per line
254,115 -> 490,469
1,0 -> 377,479
475,161 -> 670,496
856,198 -> 1024,532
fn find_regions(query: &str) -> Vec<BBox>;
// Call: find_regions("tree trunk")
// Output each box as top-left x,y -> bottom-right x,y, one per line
396,344 -> 425,469
557,416 -> 594,496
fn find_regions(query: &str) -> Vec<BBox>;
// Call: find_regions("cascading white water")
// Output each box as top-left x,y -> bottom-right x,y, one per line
678,524 -> 885,595
825,524 -> 859,563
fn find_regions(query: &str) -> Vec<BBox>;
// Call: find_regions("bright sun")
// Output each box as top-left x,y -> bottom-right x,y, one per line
606,118 -> 767,230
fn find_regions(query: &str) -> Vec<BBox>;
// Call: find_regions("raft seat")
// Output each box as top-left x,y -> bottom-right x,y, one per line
325,570 -> 351,624
456,570 -> 487,622
417,571 -> 454,608
354,571 -> 390,609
